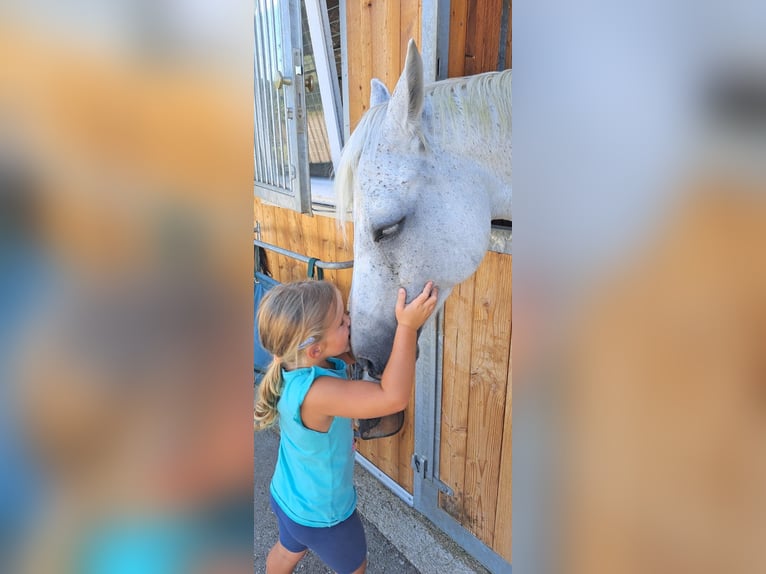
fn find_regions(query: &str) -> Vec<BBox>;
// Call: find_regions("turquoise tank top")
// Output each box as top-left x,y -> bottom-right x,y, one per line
269,357 -> 356,527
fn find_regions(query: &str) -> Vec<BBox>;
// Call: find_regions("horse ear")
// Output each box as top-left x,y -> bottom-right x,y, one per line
387,39 -> 424,133
370,78 -> 390,107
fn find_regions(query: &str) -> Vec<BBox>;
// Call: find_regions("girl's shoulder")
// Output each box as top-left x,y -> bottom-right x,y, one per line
281,358 -> 347,400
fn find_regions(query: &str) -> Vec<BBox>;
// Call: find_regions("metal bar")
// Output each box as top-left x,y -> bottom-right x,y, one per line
498,0 -> 511,70
287,0 -> 312,214
413,309 -> 439,494
436,0 -> 451,80
354,453 -> 414,507
432,309 -> 446,482
253,239 -> 353,270
489,225 -> 512,255
267,0 -> 287,188
253,12 -> 269,184
420,0 -> 440,83
255,0 -> 276,185
262,0 -> 280,187
254,7 -> 265,182
265,0 -> 286,189
339,0 -> 350,141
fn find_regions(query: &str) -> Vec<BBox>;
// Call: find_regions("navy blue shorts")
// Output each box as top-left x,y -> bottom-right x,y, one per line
269,493 -> 367,573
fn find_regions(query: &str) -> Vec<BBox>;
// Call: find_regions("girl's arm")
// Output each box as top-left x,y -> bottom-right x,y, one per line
303,282 -> 438,421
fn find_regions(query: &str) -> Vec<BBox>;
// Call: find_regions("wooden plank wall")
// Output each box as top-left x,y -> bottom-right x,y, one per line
439,252 -> 512,562
345,0 -> 421,129
449,0 -> 512,76
441,0 -> 513,562
342,0 -> 422,495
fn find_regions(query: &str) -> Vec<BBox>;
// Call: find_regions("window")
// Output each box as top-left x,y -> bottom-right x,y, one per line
253,0 -> 343,215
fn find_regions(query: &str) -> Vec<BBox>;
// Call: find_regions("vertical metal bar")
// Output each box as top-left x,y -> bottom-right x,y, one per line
268,1 -> 289,190
279,0 -> 296,192
413,311 -> 439,502
421,0 -> 440,83
253,9 -> 264,182
256,1 -> 277,186
253,13 -> 269,184
288,0 -> 311,213
339,0 -> 350,142
261,0 -> 279,187
256,1 -> 273,185
436,0 -> 451,80
262,0 -> 283,187
306,109 -> 317,163
264,1 -> 282,188
432,310 -> 446,480
498,0 -> 511,71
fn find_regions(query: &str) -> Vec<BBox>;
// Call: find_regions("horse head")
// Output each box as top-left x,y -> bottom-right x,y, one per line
340,40 -> 512,379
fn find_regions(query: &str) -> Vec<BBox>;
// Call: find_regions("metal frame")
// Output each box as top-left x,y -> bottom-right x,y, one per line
254,0 -> 312,214
339,0 -> 351,142
412,309 -> 512,573
303,0 -> 344,174
253,237 -> 353,271
355,452 -> 414,506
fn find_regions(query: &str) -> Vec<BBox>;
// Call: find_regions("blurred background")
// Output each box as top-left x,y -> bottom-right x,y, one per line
514,1 -> 766,573
1,1 -> 254,572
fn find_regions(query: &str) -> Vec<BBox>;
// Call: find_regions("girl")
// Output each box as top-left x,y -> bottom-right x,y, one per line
255,279 -> 438,574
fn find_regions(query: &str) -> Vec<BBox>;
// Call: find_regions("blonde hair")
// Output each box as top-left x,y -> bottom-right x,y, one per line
254,280 -> 341,430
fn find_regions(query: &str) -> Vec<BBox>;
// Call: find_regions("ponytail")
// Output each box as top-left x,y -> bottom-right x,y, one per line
254,357 -> 284,430
253,280 -> 340,429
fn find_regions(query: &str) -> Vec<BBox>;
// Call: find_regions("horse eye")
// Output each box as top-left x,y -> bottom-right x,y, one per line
373,217 -> 405,242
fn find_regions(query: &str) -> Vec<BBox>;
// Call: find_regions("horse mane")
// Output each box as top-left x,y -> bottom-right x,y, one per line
430,69 -> 512,143
334,69 -> 512,231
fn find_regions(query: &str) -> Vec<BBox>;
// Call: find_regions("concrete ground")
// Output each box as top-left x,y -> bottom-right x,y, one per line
254,428 -> 490,573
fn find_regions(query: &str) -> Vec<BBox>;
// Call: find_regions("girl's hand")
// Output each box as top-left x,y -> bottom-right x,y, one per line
395,282 -> 439,330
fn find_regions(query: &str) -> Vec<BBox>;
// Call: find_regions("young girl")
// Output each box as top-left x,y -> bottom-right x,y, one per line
255,279 -> 438,574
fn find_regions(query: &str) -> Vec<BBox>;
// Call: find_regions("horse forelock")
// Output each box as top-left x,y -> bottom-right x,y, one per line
334,69 -> 511,229
334,103 -> 427,231
334,104 -> 387,233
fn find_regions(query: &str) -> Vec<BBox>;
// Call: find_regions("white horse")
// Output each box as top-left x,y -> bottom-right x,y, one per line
336,39 -> 511,380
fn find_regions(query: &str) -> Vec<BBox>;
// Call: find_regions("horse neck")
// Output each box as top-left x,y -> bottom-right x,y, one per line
428,92 -> 512,220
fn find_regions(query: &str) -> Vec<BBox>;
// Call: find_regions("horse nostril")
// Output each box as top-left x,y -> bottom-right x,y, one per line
353,357 -> 377,380
351,360 -> 366,380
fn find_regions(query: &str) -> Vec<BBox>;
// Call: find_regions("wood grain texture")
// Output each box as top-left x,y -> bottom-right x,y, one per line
347,0 -> 373,130
448,0 -> 468,77
461,252 -> 512,545
439,277 -> 476,522
438,253 -> 513,549
493,325 -> 513,562
464,0 -> 504,75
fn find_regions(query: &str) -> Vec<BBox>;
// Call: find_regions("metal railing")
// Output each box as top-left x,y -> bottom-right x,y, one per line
254,238 -> 353,269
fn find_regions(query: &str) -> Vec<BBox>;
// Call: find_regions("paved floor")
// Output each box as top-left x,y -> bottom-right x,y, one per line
254,427 -> 489,573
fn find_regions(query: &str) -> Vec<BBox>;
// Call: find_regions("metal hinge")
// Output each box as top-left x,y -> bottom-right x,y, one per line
411,453 -> 455,496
